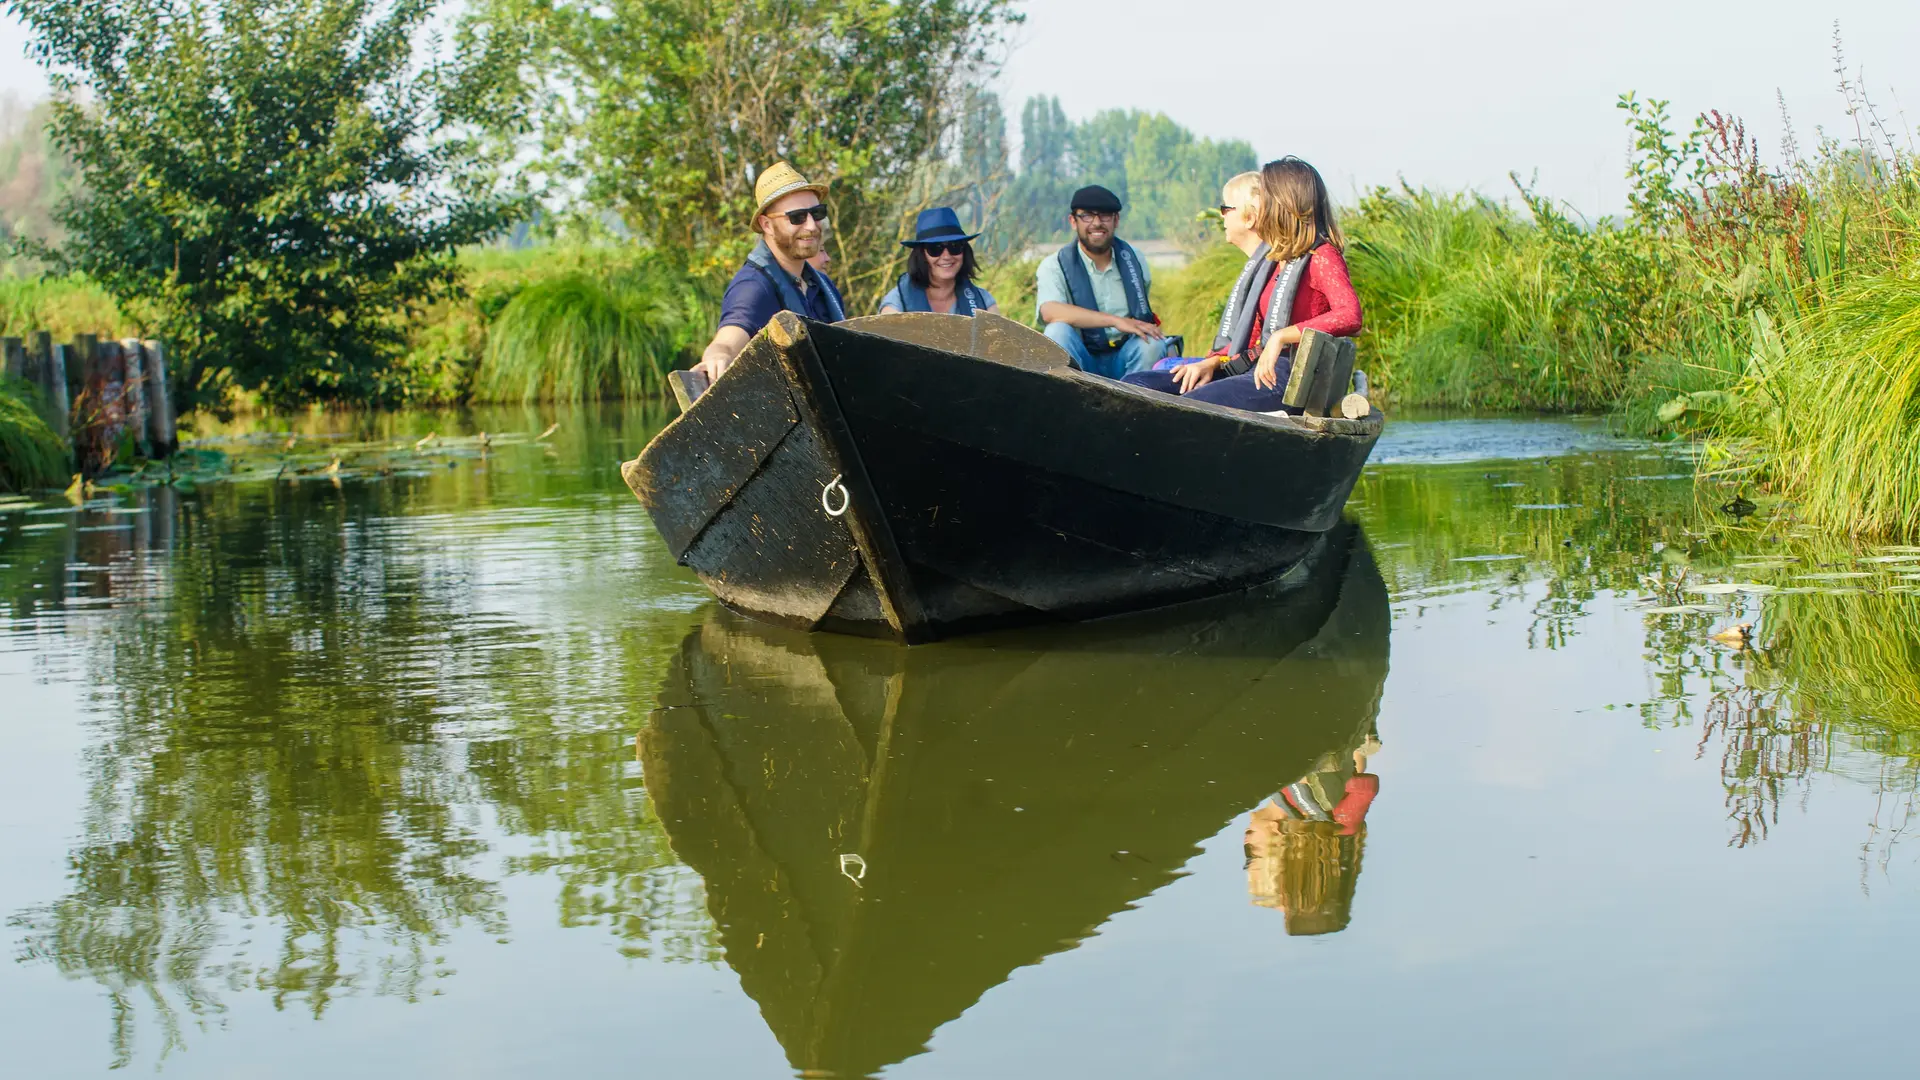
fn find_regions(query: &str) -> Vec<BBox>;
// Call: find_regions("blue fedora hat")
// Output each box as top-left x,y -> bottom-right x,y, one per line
901,206 -> 981,247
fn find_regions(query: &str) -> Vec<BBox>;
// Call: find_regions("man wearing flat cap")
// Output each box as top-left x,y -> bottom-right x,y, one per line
1035,184 -> 1167,378
694,162 -> 849,381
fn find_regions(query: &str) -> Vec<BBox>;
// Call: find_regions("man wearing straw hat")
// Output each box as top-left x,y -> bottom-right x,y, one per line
694,162 -> 849,380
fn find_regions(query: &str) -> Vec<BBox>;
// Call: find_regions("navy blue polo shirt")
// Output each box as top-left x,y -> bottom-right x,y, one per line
717,263 -> 842,336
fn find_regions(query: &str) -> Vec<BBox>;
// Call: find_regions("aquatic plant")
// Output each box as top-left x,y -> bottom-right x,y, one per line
0,378 -> 68,490
473,262 -> 714,403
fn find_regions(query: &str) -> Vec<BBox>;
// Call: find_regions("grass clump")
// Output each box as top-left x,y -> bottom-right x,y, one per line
0,273 -> 135,340
473,259 -> 713,403
1714,270 -> 1920,536
0,379 -> 68,490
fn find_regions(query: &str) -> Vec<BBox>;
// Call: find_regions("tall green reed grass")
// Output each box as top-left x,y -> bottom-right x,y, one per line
0,274 -> 134,339
473,259 -> 713,402
1713,270 -> 1920,536
0,378 -> 68,490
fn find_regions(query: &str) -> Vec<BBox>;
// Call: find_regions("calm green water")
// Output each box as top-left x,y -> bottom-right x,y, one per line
4,407 -> 1920,1077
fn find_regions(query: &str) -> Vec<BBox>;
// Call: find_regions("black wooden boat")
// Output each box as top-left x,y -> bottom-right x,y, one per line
639,525 -> 1389,1078
622,311 -> 1382,642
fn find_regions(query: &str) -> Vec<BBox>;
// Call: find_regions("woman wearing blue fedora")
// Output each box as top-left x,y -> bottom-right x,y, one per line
878,207 -> 999,316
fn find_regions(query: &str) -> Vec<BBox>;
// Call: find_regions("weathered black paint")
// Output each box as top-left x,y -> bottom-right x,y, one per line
626,312 -> 1383,642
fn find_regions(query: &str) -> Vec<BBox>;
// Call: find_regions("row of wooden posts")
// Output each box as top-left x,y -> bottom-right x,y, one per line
2,332 -> 178,475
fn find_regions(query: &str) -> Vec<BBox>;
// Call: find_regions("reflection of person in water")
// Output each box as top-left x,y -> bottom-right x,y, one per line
1245,731 -> 1381,935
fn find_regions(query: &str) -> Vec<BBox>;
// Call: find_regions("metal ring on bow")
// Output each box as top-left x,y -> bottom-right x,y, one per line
820,474 -> 850,517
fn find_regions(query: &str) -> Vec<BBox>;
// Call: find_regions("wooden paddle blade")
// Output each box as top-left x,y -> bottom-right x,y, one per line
669,368 -> 711,411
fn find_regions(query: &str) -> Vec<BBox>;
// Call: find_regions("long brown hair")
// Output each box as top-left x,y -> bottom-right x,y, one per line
1255,157 -> 1344,261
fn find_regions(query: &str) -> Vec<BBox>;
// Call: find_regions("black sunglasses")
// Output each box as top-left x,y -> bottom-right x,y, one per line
1217,204 -> 1237,215
779,204 -> 829,226
915,241 -> 969,257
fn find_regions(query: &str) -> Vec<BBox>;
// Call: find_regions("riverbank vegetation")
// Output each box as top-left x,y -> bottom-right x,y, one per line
3,1 -> 1917,537
0,378 -> 66,489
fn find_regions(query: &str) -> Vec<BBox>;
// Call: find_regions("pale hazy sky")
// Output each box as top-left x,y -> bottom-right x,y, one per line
997,0 -> 1920,214
5,1 -> 1917,215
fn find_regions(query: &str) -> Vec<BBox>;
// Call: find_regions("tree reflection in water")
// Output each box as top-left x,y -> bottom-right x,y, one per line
4,441 -> 707,1067
10,417 -> 1920,1070
1354,451 -> 1920,864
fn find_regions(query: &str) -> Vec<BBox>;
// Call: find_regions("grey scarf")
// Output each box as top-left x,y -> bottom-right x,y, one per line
1218,250 -> 1312,376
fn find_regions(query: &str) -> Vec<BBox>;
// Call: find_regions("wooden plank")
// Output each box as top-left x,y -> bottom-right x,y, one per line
840,311 -> 1070,374
1,337 -> 23,380
1308,337 -> 1356,418
668,368 -> 710,412
767,313 -> 930,641
849,413 -> 1316,619
1281,327 -> 1333,410
629,341 -> 801,558
679,422 -> 862,629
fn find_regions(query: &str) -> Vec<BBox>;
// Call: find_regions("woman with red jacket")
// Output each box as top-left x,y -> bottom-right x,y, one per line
1124,156 -> 1361,411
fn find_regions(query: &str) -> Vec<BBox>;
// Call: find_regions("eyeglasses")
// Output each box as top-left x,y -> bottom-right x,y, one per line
1071,210 -> 1119,224
1217,204 -> 1238,215
916,241 -> 968,257
779,204 -> 830,226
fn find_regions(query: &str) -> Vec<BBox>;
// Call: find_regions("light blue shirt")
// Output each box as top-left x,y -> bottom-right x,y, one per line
1034,242 -> 1152,321
878,283 -> 997,313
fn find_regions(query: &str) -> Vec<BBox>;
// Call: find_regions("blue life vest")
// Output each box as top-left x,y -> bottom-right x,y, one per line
744,239 -> 847,322
896,273 -> 989,316
1056,238 -> 1152,354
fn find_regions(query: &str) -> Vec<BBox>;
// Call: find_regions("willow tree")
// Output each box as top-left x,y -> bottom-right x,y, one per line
481,0 -> 1019,304
7,0 -> 530,407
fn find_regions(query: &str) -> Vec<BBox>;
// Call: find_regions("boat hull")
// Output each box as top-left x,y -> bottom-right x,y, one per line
625,312 -> 1382,642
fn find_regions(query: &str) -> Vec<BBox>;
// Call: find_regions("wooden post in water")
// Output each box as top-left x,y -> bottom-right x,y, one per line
142,339 -> 175,456
46,342 -> 71,439
1,337 -> 22,381
120,337 -> 151,458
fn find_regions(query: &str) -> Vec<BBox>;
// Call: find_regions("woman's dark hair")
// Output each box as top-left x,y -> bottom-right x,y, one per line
906,241 -> 979,289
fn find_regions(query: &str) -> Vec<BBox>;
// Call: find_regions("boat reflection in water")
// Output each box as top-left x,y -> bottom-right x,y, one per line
639,524 -> 1390,1078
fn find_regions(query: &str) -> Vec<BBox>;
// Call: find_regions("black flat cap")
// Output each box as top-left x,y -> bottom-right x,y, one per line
1069,185 -> 1122,213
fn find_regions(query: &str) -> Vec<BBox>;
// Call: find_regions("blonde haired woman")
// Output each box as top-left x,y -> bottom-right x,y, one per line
1124,156 -> 1361,410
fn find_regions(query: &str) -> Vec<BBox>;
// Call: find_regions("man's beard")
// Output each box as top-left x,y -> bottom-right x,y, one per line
1079,230 -> 1113,255
771,230 -> 820,262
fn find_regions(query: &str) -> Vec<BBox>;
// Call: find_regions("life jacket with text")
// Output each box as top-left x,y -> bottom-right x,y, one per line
1213,246 -> 1313,377
895,273 -> 990,316
744,239 -> 847,323
1055,238 -> 1153,354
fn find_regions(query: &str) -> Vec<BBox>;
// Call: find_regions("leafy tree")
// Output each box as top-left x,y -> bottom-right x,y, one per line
475,0 -> 1020,305
993,98 -> 1254,255
1124,114 -> 1255,251
7,0 -> 530,407
999,95 -> 1076,252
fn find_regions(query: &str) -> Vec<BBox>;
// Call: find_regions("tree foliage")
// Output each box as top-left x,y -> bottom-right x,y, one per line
7,0 -> 530,407
994,97 -> 1255,256
480,0 -> 1020,304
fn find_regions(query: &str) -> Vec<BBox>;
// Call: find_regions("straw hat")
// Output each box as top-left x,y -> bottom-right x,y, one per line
752,162 -> 828,225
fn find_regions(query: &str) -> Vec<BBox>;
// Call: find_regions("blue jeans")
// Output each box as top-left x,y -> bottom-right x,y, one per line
1121,361 -> 1297,412
1043,322 -> 1169,379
